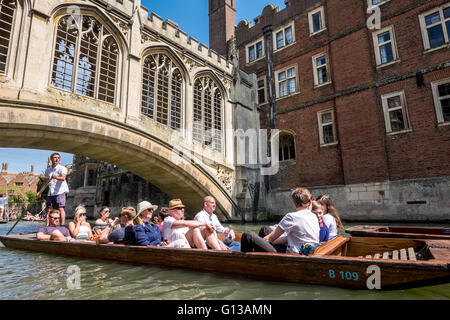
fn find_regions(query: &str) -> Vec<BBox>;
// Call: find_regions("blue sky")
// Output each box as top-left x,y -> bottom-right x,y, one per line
0,0 -> 286,174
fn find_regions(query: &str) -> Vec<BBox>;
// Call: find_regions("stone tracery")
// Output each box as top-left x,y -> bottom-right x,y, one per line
51,14 -> 119,104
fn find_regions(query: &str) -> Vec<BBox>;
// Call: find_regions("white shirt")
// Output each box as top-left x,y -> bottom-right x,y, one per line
162,216 -> 189,242
278,209 -> 320,254
44,164 -> 69,196
194,209 -> 228,235
323,214 -> 338,238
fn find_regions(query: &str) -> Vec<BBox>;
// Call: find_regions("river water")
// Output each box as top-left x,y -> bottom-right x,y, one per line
0,221 -> 449,300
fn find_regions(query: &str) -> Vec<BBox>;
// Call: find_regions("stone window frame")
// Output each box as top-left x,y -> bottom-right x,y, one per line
431,77 -> 450,126
50,12 -> 122,106
278,131 -> 296,162
308,6 -> 326,36
275,64 -> 299,99
372,25 -> 400,68
317,108 -> 338,147
272,20 -> 295,52
367,0 -> 391,10
245,37 -> 264,64
312,52 -> 332,88
141,51 -> 184,131
0,0 -> 17,74
193,74 -> 224,153
380,90 -> 412,135
418,4 -> 450,51
257,76 -> 267,105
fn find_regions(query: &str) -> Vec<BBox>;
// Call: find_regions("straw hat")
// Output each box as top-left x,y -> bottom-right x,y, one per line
137,201 -> 158,215
168,199 -> 185,210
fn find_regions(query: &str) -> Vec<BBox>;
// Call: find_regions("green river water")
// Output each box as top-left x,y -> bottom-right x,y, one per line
0,221 -> 449,300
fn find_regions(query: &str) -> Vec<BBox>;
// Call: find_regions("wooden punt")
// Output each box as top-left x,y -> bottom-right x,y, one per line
0,233 -> 449,290
0,220 -> 8,224
346,225 -> 450,240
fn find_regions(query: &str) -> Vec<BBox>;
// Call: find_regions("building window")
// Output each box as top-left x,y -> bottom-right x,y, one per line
419,5 -> 450,50
431,78 -> 450,124
373,26 -> 399,66
278,133 -> 296,161
381,91 -> 411,133
274,22 -> 294,50
276,66 -> 298,98
246,38 -> 264,63
308,6 -> 326,35
317,109 -> 338,145
142,53 -> 183,130
14,182 -> 23,187
312,53 -> 331,86
0,0 -> 16,73
193,75 -> 223,152
257,78 -> 266,104
51,15 -> 120,104
368,0 -> 391,9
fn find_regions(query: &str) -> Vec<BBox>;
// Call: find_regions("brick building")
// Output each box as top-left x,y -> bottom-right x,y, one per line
210,0 -> 450,221
0,162 -> 41,196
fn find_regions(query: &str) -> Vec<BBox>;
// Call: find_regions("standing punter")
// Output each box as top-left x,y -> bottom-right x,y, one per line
37,153 -> 69,226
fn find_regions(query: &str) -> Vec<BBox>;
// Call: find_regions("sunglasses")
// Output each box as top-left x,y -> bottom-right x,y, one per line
103,209 -> 110,213
51,216 -> 60,219
174,207 -> 184,210
80,213 -> 86,216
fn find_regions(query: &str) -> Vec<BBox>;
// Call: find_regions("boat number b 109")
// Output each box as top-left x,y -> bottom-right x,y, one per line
329,270 -> 359,281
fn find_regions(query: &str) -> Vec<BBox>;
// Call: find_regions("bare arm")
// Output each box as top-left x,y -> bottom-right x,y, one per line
172,220 -> 214,232
51,172 -> 67,181
264,226 -> 285,244
36,232 -> 50,241
68,221 -> 81,238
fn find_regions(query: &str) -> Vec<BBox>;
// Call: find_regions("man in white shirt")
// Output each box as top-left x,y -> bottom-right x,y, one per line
241,188 -> 320,254
162,199 -> 223,250
37,153 -> 69,226
194,196 -> 239,251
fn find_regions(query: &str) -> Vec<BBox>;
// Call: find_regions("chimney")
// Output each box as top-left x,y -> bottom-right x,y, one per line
209,0 -> 236,57
31,165 -> 34,174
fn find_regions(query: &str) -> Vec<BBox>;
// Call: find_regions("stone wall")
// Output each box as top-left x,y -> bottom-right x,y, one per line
267,177 -> 450,222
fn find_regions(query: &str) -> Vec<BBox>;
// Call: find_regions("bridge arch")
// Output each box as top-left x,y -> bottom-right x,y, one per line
0,103 -> 235,220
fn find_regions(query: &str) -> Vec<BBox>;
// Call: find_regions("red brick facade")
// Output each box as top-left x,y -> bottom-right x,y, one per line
0,163 -> 41,195
229,0 -> 450,190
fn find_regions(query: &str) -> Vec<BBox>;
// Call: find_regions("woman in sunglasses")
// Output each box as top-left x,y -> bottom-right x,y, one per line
68,205 -> 94,241
93,206 -> 116,235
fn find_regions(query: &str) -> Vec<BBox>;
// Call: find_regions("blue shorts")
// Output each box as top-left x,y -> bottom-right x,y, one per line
46,193 -> 67,209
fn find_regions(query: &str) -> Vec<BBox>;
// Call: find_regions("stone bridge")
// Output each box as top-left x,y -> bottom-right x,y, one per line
0,0 -> 260,219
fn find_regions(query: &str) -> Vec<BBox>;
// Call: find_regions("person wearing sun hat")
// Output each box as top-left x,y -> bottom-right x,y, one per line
162,199 -> 224,250
132,201 -> 162,246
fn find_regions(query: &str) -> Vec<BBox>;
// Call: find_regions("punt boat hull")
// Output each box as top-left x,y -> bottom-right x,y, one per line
0,233 -> 449,290
346,225 -> 450,240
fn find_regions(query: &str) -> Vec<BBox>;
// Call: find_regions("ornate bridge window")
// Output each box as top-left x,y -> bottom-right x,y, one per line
142,53 -> 183,130
51,15 -> 119,104
193,76 -> 223,152
0,0 -> 16,73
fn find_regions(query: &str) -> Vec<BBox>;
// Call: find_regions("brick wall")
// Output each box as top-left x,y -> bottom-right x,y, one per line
233,0 -> 450,191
